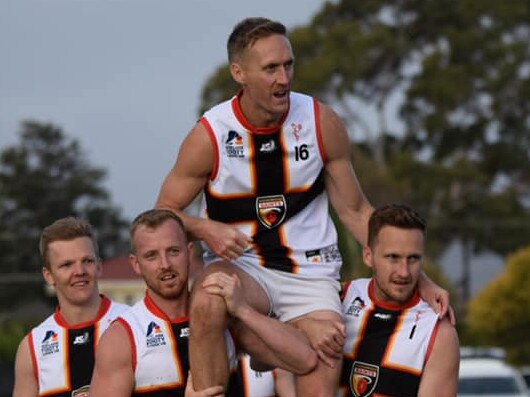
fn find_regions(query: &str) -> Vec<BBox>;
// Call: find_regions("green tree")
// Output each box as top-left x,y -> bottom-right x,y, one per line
467,246 -> 530,365
0,121 -> 129,310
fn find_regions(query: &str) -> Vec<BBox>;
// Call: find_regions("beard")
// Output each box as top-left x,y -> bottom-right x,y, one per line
145,276 -> 187,300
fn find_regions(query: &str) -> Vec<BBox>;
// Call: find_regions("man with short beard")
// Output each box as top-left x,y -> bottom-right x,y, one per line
90,209 -> 316,397
337,205 -> 459,396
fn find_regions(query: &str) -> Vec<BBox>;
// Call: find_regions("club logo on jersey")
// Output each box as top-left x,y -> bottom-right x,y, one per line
73,332 -> 90,345
291,122 -> 302,141
346,297 -> 365,317
256,195 -> 286,228
225,130 -> 244,158
146,321 -> 166,347
71,385 -> 90,397
259,139 -> 276,153
350,361 -> 379,397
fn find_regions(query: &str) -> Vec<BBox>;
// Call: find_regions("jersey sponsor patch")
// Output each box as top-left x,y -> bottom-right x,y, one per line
374,312 -> 393,321
146,321 -> 166,347
305,244 -> 341,263
256,195 -> 286,228
346,296 -> 365,317
73,331 -> 90,345
225,130 -> 244,158
41,330 -> 60,356
179,327 -> 190,338
350,361 -> 379,397
259,139 -> 276,153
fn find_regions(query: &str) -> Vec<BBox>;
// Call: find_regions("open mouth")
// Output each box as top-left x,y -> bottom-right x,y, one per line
273,90 -> 288,99
160,273 -> 177,281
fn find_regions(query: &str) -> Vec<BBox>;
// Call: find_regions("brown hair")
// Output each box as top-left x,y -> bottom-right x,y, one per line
367,204 -> 426,248
130,209 -> 186,253
39,217 -> 99,268
227,17 -> 287,62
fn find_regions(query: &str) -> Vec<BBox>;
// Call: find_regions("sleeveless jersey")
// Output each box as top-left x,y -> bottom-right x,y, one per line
199,91 -> 341,279
339,279 -> 439,397
118,293 -> 238,397
231,354 -> 277,397
28,295 -> 129,397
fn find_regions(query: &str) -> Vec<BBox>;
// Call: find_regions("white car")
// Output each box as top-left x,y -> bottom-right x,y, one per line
458,358 -> 529,396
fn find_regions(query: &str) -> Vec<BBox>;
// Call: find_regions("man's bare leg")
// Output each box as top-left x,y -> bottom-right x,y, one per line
189,273 -> 230,390
189,261 -> 270,391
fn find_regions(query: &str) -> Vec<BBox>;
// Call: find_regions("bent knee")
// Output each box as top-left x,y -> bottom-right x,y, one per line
190,287 -> 228,325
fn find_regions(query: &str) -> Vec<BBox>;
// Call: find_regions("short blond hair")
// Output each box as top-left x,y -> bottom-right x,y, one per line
227,17 -> 287,62
130,209 -> 186,253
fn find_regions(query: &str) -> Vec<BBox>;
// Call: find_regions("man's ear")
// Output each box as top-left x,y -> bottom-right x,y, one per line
42,266 -> 55,286
363,246 -> 374,269
95,259 -> 103,278
129,254 -> 142,276
230,62 -> 245,85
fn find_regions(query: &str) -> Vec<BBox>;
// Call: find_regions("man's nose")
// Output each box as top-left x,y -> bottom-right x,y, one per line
396,260 -> 411,277
159,254 -> 171,269
73,261 -> 88,275
277,66 -> 290,85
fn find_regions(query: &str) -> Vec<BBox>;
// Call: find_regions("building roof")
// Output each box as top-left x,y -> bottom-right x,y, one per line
101,247 -> 206,281
101,256 -> 142,280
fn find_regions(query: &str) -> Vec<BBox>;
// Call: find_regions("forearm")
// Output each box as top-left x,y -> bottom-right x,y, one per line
155,196 -> 208,242
235,306 -> 317,374
339,202 -> 373,246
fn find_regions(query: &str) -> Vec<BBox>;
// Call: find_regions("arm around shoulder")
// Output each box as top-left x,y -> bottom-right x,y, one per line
90,320 -> 135,397
13,335 -> 38,397
418,318 -> 460,397
318,103 -> 373,246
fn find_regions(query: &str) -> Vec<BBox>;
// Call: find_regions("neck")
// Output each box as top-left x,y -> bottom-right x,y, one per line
147,290 -> 189,320
239,91 -> 283,128
58,294 -> 103,325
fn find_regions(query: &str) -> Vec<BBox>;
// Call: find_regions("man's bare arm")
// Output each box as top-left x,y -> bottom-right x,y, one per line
418,318 -> 460,397
184,372 -> 224,397
156,122 -> 251,260
319,103 -> 373,247
89,321 -> 135,397
13,335 -> 39,397
417,273 -> 455,324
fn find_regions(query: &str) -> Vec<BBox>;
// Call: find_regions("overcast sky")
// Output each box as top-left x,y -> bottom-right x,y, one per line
0,0 -> 330,220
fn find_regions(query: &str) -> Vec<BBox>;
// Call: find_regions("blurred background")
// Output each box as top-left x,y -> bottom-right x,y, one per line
1,0 -> 530,395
